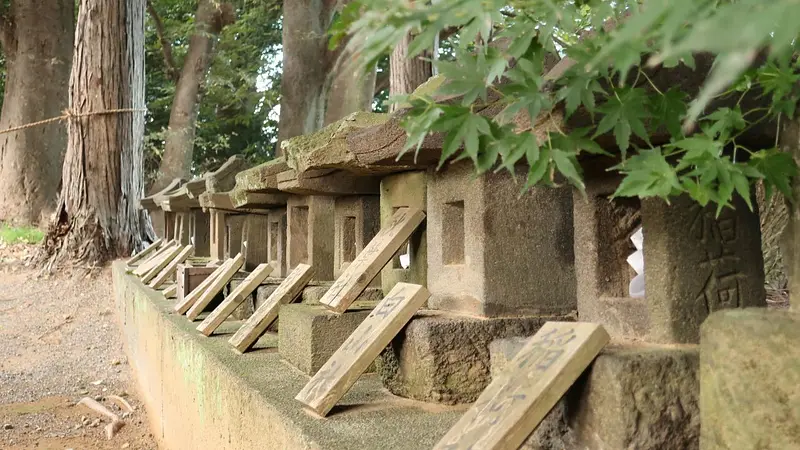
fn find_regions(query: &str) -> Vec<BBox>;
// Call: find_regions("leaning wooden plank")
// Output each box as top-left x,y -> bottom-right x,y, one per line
186,253 -> 245,321
163,284 -> 177,298
229,264 -> 313,353
319,207 -> 425,313
132,240 -> 177,277
295,282 -> 430,417
126,238 -> 163,267
197,263 -> 274,336
141,245 -> 183,284
149,245 -> 194,289
174,260 -> 232,314
432,322 -> 610,450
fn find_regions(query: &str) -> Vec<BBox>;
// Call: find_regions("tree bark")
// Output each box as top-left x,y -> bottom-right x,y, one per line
322,34 -> 377,125
0,0 -> 74,225
389,32 -> 433,112
780,117 -> 800,310
37,0 -> 147,268
276,0 -> 339,154
150,0 -> 233,193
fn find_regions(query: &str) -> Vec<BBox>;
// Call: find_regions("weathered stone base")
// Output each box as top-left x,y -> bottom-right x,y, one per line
112,261 -> 462,450
490,338 -> 700,450
278,304 -> 373,375
701,308 -> 800,449
300,284 -> 384,305
378,311 -> 573,404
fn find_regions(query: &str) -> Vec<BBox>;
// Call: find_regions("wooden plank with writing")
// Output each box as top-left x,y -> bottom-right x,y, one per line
432,322 -> 610,450
126,238 -> 163,267
141,245 -> 183,284
295,282 -> 430,417
228,263 -> 313,353
174,259 -> 233,314
132,240 -> 177,277
197,263 -> 274,336
319,207 -> 426,313
149,245 -> 194,289
186,253 -> 245,321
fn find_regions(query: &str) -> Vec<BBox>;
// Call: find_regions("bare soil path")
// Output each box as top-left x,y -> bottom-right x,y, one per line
0,243 -> 158,450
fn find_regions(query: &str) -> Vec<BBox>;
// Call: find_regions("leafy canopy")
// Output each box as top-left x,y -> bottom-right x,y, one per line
334,0 -> 800,213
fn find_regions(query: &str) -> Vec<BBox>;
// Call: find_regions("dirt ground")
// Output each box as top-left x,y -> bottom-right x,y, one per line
0,243 -> 158,450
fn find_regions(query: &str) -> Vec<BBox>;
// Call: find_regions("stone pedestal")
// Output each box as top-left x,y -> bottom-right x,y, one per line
377,310 -> 570,404
700,308 -> 800,449
209,210 -> 226,262
491,338 -> 700,450
174,212 -> 191,245
278,304 -> 372,376
287,195 -> 335,280
380,171 -> 427,295
176,265 -> 217,305
242,214 -> 269,271
426,162 -> 576,317
300,284 -> 384,305
334,195 -> 380,280
574,176 -> 766,343
266,208 -> 287,277
190,209 -> 210,257
225,215 -> 245,258
164,211 -> 176,241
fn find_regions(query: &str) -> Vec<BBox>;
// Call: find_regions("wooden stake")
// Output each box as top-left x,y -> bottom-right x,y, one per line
320,207 -> 425,313
149,245 -> 193,289
432,322 -> 610,450
132,240 -> 177,277
197,263 -> 274,336
163,285 -> 177,298
141,245 -> 183,284
185,253 -> 245,321
126,238 -> 163,267
295,282 -> 430,417
174,259 -> 232,314
228,264 -> 313,353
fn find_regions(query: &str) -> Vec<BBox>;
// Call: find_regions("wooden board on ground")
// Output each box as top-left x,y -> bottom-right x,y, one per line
126,238 -> 163,268
141,245 -> 183,284
319,207 -> 425,313
132,240 -> 177,276
197,263 -> 274,336
149,245 -> 193,289
295,282 -> 430,417
186,253 -> 245,321
163,285 -> 177,298
229,264 -> 313,353
174,259 -> 233,314
432,322 -> 610,450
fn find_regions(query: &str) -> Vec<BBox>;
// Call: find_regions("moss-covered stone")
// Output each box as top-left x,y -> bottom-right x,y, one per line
233,157 -> 288,193
701,308 -> 800,450
282,111 -> 389,173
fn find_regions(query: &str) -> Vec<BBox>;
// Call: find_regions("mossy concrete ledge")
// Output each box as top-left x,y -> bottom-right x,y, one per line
112,261 -> 463,450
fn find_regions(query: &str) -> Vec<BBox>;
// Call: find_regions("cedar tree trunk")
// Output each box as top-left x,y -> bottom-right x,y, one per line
37,0 -> 147,268
150,0 -> 233,193
389,32 -> 432,112
0,0 -> 74,225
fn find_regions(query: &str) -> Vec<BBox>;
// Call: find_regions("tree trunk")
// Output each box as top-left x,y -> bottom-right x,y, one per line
322,35 -> 378,125
0,0 -> 73,225
276,0 -> 338,153
37,0 -> 147,268
780,117 -> 800,310
150,0 -> 233,193
388,32 -> 433,112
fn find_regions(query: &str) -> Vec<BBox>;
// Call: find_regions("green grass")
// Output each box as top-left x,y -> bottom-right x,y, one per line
0,223 -> 44,245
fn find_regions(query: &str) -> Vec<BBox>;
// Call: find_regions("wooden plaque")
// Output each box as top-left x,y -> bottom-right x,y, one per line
197,263 -> 274,336
228,263 -> 313,353
295,282 -> 430,417
174,259 -> 233,314
149,245 -> 193,289
432,322 -> 610,450
126,238 -> 163,267
132,240 -> 177,277
141,245 -> 183,284
320,207 -> 425,313
186,253 -> 245,321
